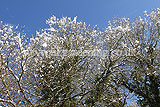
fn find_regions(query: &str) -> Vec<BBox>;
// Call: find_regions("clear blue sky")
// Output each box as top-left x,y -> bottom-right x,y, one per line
0,0 -> 160,37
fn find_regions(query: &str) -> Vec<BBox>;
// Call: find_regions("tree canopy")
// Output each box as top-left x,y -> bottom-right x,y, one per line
0,9 -> 160,107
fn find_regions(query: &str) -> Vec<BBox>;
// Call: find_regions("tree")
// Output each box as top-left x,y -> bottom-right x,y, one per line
31,16 -> 125,106
0,22 -> 41,106
0,9 -> 160,107
116,9 -> 160,106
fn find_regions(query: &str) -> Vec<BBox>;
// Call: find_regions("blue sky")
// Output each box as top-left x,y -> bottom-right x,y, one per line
0,0 -> 160,37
